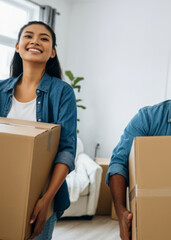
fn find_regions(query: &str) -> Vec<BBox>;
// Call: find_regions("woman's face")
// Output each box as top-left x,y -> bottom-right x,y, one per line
15,24 -> 56,65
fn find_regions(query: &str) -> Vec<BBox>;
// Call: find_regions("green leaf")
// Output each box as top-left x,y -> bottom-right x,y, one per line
73,77 -> 84,86
72,85 -> 81,92
65,70 -> 74,81
76,99 -> 82,103
77,105 -> 86,109
64,70 -> 86,132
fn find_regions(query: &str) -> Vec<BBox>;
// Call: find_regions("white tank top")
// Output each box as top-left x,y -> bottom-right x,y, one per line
7,95 -> 36,122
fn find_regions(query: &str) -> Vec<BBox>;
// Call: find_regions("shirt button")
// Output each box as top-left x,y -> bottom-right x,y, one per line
38,101 -> 41,104
37,90 -> 40,93
38,119 -> 41,122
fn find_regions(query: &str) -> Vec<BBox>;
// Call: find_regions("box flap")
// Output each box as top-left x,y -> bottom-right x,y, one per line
0,123 -> 46,137
0,117 -> 61,137
0,117 -> 59,130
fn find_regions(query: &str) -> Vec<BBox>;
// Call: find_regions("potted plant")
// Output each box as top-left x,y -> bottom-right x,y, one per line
65,70 -> 86,134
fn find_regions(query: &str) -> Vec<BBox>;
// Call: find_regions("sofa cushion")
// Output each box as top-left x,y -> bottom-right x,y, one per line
80,184 -> 90,197
66,156 -> 89,202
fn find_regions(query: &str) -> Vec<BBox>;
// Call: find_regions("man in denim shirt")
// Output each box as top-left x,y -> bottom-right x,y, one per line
106,100 -> 171,240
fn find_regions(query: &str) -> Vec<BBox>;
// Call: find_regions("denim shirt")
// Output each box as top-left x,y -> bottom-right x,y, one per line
106,100 -> 171,186
0,72 -> 77,212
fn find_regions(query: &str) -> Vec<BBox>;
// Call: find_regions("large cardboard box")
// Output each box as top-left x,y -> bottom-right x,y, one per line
0,117 -> 61,240
95,158 -> 112,215
129,136 -> 171,240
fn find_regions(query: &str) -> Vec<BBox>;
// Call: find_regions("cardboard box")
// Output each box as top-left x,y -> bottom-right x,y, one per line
129,136 -> 171,240
0,117 -> 61,240
95,158 -> 112,215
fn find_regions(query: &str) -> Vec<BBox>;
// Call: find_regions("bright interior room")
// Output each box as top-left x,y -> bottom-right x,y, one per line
1,0 -> 171,239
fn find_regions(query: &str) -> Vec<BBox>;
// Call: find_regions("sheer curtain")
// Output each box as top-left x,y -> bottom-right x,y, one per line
40,5 -> 56,30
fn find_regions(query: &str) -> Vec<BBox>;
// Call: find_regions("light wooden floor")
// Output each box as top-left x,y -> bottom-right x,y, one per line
52,216 -> 120,240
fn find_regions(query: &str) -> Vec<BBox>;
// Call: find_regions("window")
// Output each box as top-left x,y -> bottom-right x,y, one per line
0,0 -> 39,79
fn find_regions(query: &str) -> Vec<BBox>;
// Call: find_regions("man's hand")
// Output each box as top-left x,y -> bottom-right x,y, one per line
29,197 -> 49,239
109,174 -> 133,240
118,208 -> 133,240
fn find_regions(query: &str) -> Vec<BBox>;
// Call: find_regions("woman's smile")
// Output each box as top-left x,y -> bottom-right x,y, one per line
26,47 -> 43,54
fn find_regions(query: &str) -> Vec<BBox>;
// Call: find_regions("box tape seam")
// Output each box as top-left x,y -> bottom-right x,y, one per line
130,187 -> 171,200
137,188 -> 171,197
0,122 -> 52,130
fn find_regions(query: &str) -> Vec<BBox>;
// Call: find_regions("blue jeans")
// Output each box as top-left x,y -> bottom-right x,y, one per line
33,211 -> 63,240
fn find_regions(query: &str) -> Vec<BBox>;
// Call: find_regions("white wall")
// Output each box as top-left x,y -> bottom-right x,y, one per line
33,0 -> 171,159
64,0 -> 171,158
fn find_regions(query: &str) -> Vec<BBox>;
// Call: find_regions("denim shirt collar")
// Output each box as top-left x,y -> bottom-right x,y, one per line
37,73 -> 52,92
3,74 -> 22,93
3,72 -> 52,93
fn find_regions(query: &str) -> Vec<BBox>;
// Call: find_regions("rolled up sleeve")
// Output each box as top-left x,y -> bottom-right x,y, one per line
54,151 -> 75,172
106,107 -> 150,186
53,84 -> 77,172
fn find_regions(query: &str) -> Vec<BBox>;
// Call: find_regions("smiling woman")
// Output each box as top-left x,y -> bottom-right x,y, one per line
0,21 -> 77,240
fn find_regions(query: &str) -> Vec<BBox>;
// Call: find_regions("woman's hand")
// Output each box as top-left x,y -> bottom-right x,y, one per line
29,196 -> 49,239
118,208 -> 133,240
29,163 -> 69,239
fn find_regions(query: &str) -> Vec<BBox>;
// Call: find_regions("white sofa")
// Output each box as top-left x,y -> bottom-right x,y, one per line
62,138 -> 102,217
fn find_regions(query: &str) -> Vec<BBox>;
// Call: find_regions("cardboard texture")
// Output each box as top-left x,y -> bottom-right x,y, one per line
0,117 -> 61,240
95,158 -> 112,215
129,136 -> 171,240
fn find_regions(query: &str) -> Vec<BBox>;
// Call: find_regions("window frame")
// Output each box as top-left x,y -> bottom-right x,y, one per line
0,0 -> 40,47
0,0 -> 40,79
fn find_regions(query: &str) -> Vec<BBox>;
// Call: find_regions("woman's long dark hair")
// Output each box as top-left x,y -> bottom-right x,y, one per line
10,21 -> 63,79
